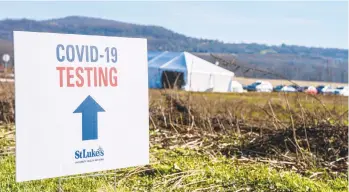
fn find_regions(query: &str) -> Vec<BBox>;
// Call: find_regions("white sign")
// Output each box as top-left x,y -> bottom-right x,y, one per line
14,31 -> 149,182
2,54 -> 10,62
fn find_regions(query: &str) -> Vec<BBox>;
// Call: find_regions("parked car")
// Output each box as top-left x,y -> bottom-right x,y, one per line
297,86 -> 309,92
228,80 -> 244,93
246,81 -> 273,92
334,86 -> 349,96
321,86 -> 337,95
289,84 -> 301,91
304,86 -> 318,95
283,85 -> 297,92
273,85 -> 285,92
316,85 -> 336,94
274,85 -> 297,92
316,85 -> 326,94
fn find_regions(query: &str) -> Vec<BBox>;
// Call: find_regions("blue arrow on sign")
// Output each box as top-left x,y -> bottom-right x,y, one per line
73,95 -> 105,141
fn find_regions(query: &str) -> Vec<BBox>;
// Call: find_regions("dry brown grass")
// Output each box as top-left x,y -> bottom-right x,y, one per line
0,83 -> 347,175
148,89 -> 348,173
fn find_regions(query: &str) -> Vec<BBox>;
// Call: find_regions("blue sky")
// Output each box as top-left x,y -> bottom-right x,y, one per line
0,1 -> 347,49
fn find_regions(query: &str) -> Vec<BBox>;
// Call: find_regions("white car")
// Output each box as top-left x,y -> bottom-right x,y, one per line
321,86 -> 337,95
246,81 -> 273,92
317,85 -> 337,95
229,80 -> 244,93
281,85 -> 297,92
334,86 -> 349,96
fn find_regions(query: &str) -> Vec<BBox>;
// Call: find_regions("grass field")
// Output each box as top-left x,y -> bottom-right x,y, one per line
0,87 -> 348,191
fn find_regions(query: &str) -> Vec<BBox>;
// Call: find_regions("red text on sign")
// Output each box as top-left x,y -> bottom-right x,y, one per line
56,67 -> 118,87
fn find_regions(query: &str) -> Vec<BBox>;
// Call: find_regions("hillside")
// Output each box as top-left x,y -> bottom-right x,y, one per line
194,53 -> 348,83
0,16 -> 347,83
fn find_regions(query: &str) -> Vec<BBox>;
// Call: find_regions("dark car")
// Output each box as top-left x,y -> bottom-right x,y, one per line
297,86 -> 309,92
273,85 -> 285,92
245,82 -> 261,91
289,84 -> 301,91
316,85 -> 326,93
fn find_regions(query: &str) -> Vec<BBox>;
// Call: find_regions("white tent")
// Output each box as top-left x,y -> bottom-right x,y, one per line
148,51 -> 236,92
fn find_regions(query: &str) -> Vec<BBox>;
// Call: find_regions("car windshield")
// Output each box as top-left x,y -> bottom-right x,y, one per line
252,82 -> 261,86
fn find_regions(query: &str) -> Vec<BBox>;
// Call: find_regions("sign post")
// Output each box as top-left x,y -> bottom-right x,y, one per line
13,31 -> 149,182
2,53 -> 10,73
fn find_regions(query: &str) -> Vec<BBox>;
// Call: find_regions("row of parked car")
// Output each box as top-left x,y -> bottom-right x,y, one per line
243,80 -> 349,96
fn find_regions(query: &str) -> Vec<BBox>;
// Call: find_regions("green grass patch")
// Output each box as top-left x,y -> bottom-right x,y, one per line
0,148 -> 347,192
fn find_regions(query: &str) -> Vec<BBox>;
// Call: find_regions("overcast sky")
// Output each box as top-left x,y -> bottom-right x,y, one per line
0,1 -> 347,49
